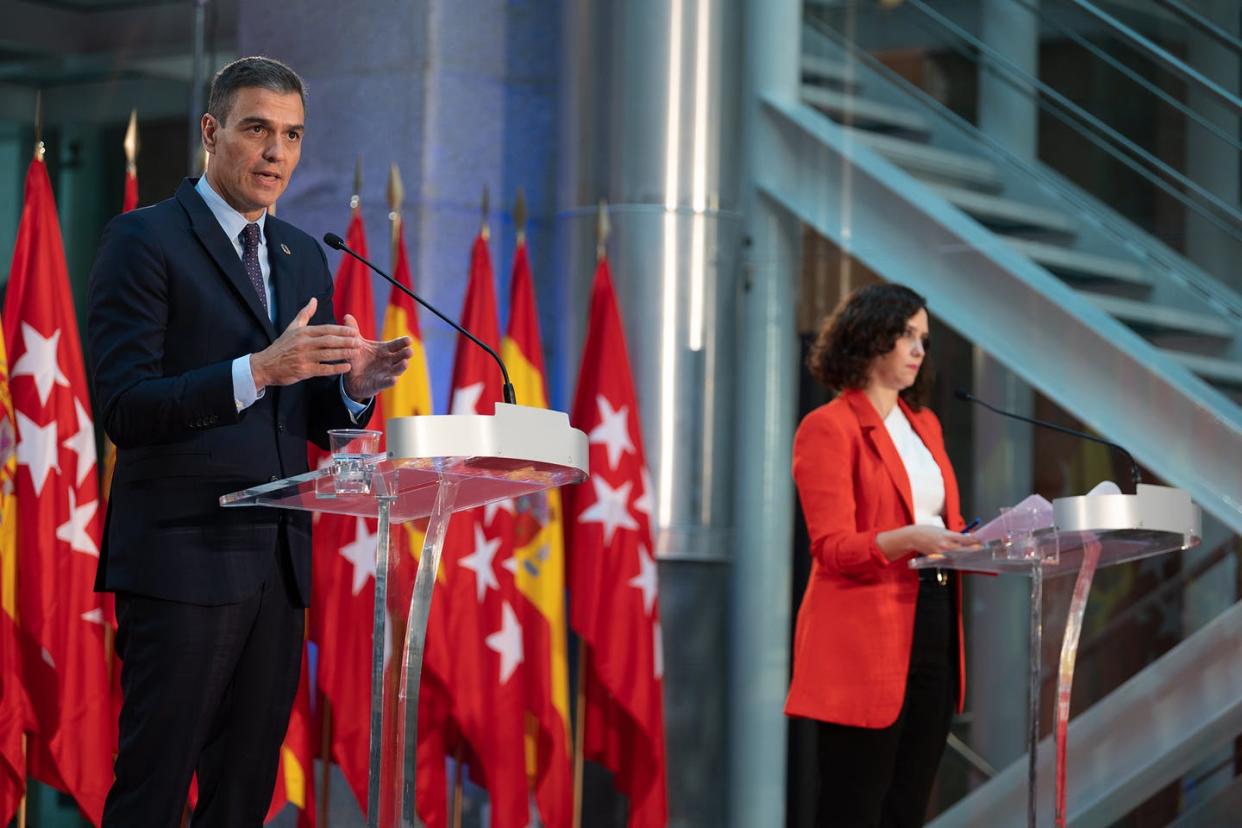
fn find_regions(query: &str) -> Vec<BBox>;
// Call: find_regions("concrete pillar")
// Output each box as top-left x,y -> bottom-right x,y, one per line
979,0 -> 1039,157
729,0 -> 801,825
969,0 -> 1039,774
1183,2 -> 1240,289
559,1 -> 743,822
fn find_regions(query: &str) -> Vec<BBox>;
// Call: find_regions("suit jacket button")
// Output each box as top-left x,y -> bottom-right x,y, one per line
277,420 -> 286,432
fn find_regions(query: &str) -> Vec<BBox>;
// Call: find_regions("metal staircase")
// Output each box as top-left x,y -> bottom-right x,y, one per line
756,15 -> 1242,536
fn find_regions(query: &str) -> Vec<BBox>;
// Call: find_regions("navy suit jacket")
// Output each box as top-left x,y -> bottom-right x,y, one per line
88,178 -> 371,607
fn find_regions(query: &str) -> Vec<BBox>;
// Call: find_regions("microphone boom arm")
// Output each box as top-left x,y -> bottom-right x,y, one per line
324,232 -> 517,406
957,389 -> 1142,492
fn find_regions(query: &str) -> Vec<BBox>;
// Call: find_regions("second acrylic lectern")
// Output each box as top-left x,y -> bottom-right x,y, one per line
220,403 -> 589,828
912,484 -> 1200,828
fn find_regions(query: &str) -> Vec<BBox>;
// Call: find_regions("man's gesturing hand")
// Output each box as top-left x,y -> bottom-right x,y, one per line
341,312 -> 413,401
250,298 -> 362,391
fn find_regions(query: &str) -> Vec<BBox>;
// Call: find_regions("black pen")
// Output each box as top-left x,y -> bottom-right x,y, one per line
963,517 -> 981,533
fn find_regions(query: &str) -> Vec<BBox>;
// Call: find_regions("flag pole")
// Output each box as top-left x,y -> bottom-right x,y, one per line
318,701 -> 332,828
572,201 -> 609,828
33,90 -> 43,163
321,159 -> 369,828
352,156 -> 363,215
571,642 -> 586,828
480,185 -> 490,241
388,162 -> 403,270
124,108 -> 138,177
18,95 -> 39,828
104,109 -> 142,687
596,200 -> 610,263
514,188 -> 528,247
451,745 -> 465,828
17,734 -> 27,828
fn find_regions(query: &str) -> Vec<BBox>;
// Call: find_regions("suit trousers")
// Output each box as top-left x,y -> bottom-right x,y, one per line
102,536 -> 303,828
814,573 -> 957,828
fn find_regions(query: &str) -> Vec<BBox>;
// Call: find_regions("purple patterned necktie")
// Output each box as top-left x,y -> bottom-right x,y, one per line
240,223 -> 269,316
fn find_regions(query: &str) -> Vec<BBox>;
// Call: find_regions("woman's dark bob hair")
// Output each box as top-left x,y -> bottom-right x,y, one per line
807,282 -> 930,409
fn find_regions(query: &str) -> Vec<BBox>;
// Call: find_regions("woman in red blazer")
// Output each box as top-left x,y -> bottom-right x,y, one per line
787,283 -> 975,827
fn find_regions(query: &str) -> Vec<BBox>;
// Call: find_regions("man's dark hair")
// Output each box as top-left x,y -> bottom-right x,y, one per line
806,282 -> 931,409
207,56 -> 306,125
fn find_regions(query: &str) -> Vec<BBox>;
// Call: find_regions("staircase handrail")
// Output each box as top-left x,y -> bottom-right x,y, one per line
1064,0 -> 1242,114
1006,0 -> 1242,154
902,0 -> 1242,241
1155,0 -> 1242,55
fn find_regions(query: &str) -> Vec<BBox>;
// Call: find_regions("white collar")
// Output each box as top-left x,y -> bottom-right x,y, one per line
195,175 -> 267,244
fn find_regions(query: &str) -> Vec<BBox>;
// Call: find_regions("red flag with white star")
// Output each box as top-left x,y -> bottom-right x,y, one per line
501,238 -> 572,828
2,155 -> 115,826
567,256 -> 667,828
308,207 -> 381,814
419,231 -> 528,827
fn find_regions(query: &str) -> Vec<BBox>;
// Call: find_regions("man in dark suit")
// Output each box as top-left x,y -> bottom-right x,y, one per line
88,56 -> 410,827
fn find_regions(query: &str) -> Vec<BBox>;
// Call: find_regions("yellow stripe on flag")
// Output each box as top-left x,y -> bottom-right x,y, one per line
501,334 -> 571,734
0,328 -> 16,620
381,306 -> 433,419
280,746 -> 306,810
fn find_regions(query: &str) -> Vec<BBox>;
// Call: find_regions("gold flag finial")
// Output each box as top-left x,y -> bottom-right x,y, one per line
123,109 -> 139,171
33,90 -> 44,162
388,162 -> 404,259
596,199 -> 611,261
480,185 -> 490,240
350,156 -> 362,211
514,188 -> 528,243
387,162 -> 404,214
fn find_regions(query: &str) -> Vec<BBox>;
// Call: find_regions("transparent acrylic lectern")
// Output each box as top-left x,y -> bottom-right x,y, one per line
221,403 -> 588,828
911,484 -> 1200,828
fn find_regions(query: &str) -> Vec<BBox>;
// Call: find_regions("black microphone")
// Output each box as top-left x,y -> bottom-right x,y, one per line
955,389 -> 1142,492
323,232 -> 516,406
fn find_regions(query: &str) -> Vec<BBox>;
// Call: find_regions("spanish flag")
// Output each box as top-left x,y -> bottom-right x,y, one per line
0,311 -> 29,826
502,236 -> 572,828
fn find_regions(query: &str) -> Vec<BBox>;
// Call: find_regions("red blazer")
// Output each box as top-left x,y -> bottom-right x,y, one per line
785,389 -> 966,728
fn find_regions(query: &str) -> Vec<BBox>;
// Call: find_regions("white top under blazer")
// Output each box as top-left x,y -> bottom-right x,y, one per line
884,404 -> 946,528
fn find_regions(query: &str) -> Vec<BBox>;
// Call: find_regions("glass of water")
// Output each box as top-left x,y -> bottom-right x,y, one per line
327,428 -> 383,494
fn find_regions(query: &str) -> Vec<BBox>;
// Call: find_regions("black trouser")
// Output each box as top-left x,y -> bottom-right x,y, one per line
815,573 -> 957,828
102,541 -> 303,828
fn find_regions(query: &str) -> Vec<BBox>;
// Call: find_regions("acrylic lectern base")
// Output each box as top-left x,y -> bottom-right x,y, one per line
222,405 -> 588,827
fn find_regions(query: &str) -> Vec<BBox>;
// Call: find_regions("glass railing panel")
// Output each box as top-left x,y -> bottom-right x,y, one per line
794,0 -> 1242,332
801,0 -> 1242,309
